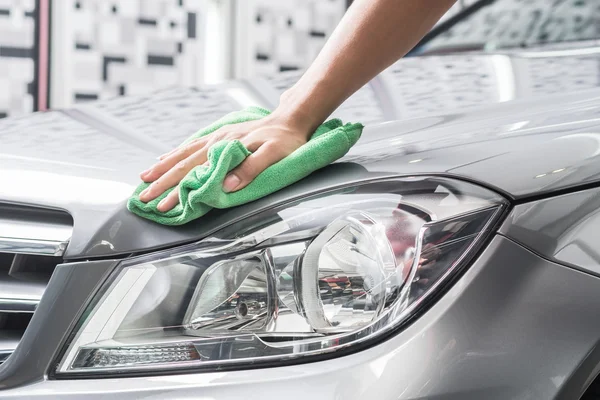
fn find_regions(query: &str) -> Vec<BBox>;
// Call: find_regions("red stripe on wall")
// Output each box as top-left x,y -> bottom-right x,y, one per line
37,0 -> 49,111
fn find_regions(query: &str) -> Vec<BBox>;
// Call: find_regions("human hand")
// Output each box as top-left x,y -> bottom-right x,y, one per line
137,113 -> 312,212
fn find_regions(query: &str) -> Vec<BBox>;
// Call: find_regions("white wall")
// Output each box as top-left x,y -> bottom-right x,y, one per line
0,0 -> 36,118
49,0 -> 208,108
0,0 -> 484,118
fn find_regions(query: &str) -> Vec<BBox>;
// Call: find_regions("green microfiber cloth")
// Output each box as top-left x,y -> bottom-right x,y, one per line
127,106 -> 363,225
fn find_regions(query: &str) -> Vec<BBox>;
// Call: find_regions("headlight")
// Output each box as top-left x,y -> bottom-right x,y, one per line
55,177 -> 506,376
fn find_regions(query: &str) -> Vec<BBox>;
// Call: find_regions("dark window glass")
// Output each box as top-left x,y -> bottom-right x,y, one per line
424,0 -> 600,52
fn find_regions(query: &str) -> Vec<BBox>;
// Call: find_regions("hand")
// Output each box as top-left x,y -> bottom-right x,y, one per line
137,113 -> 311,212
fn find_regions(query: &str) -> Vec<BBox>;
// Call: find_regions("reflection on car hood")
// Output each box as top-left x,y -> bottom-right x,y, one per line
2,44 -> 600,258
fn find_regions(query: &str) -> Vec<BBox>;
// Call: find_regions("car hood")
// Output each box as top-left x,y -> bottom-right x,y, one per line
2,44 -> 600,259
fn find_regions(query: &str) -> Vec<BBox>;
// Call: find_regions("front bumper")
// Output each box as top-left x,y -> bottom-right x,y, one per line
0,236 -> 599,399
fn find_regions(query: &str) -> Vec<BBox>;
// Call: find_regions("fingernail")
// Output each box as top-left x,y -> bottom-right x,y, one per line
223,173 -> 241,192
139,188 -> 149,199
157,199 -> 167,211
140,169 -> 150,177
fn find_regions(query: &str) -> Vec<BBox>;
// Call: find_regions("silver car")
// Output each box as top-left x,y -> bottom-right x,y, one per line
1,1 -> 600,399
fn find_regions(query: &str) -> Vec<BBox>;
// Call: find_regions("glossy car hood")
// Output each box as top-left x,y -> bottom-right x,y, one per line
2,44 -> 600,258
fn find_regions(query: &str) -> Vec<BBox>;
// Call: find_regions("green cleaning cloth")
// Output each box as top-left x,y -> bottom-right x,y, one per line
127,106 -> 363,225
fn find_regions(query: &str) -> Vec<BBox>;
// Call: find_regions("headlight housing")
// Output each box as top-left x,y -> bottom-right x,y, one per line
55,177 -> 506,376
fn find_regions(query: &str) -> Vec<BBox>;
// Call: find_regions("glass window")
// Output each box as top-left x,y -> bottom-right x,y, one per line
422,0 -> 600,53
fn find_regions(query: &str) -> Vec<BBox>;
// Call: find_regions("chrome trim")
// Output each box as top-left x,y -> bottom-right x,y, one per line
0,213 -> 72,256
0,237 -> 68,256
0,209 -> 68,369
0,299 -> 38,313
0,275 -> 46,313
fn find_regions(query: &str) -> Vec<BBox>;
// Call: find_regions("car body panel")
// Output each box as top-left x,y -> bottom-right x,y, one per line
3,46 -> 600,258
500,186 -> 600,278
0,259 -> 117,389
1,7 -> 600,399
1,237 -> 599,399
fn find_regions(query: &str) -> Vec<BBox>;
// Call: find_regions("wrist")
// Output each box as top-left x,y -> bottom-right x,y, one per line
271,84 -> 333,136
267,105 -> 316,141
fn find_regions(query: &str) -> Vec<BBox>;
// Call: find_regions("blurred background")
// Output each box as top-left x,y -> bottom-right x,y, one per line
0,0 -> 479,120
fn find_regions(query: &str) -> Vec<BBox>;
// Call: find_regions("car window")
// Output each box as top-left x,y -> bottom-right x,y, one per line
422,0 -> 600,52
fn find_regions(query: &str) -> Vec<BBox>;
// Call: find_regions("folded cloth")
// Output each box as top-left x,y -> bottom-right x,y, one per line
127,106 -> 363,225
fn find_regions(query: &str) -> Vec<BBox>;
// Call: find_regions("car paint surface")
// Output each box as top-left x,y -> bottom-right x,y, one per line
2,39 -> 600,399
0,236 -> 599,399
500,186 -> 600,278
2,45 -> 600,258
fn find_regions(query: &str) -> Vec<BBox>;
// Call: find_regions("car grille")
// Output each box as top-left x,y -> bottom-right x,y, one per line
0,205 -> 73,364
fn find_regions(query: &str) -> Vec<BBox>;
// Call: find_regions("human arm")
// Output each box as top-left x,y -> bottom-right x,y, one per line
139,0 -> 456,211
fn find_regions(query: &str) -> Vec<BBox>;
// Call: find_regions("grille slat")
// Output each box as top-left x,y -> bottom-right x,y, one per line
0,273 -> 46,313
0,331 -> 22,364
0,204 -> 72,364
0,252 -> 59,364
0,204 -> 72,257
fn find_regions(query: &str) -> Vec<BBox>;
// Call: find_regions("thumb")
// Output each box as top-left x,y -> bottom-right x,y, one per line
223,144 -> 284,193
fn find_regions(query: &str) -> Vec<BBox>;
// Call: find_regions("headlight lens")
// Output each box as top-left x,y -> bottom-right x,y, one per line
56,177 -> 506,375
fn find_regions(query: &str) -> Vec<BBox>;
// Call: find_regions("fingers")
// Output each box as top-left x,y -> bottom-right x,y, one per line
157,186 -> 180,212
158,147 -> 177,160
138,119 -> 296,206
139,145 -> 212,202
241,136 -> 264,153
138,160 -> 187,203
140,138 -> 206,182
141,123 -> 247,182
150,135 -> 244,211
223,144 -> 284,192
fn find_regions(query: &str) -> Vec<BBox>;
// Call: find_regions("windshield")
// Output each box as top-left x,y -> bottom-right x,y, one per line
420,0 -> 600,53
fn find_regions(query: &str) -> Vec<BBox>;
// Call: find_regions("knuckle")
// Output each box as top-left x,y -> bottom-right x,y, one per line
189,140 -> 204,151
261,143 -> 285,159
147,182 -> 160,195
239,160 -> 258,178
213,127 -> 228,138
168,191 -> 179,202
222,130 -> 235,139
203,140 -> 214,150
157,161 -> 170,171
262,142 -> 279,152
241,137 -> 261,151
174,147 -> 188,159
146,164 -> 159,175
174,160 -> 188,172
229,131 -> 244,140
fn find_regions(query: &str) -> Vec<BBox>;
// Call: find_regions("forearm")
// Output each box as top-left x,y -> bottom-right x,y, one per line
274,0 -> 456,132
140,1 -> 457,206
